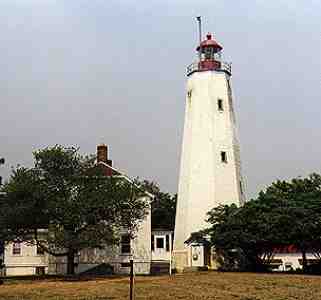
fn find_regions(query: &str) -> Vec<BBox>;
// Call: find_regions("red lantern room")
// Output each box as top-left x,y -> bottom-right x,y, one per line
197,33 -> 223,72
186,20 -> 232,76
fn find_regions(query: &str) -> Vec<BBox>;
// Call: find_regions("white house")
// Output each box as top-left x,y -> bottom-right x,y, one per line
2,144 -> 167,276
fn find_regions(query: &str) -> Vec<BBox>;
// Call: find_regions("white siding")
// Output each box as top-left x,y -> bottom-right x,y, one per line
4,242 -> 48,276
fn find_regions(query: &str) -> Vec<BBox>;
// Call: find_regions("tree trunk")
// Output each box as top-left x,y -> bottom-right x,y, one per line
67,251 -> 75,275
302,249 -> 307,273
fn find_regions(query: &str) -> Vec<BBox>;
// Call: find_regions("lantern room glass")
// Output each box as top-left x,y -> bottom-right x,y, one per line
202,48 -> 222,61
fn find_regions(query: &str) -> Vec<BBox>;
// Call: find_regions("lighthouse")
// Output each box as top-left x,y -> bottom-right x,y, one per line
173,22 -> 245,271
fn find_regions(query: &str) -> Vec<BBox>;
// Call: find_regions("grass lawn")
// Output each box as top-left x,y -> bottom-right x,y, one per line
1,271 -> 321,300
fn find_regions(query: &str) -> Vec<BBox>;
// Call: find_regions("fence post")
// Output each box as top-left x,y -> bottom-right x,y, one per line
129,259 -> 134,300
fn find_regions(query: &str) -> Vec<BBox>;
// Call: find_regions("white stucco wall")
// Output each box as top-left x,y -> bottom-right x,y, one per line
4,242 -> 48,276
174,69 -> 245,270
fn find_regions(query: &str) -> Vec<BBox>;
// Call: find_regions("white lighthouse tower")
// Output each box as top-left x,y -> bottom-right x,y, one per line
173,21 -> 245,271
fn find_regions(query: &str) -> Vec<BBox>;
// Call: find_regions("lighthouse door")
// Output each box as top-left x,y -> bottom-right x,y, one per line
191,244 -> 204,267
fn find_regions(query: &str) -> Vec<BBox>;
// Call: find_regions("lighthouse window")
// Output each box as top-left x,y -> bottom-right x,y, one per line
218,99 -> 224,111
221,151 -> 227,163
187,90 -> 192,99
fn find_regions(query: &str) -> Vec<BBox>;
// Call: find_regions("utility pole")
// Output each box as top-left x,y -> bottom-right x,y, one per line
129,259 -> 134,300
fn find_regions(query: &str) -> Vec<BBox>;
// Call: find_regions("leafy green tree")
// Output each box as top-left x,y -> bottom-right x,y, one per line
205,202 -> 282,271
140,180 -> 176,230
205,174 -> 321,272
0,146 -> 148,275
256,174 -> 321,272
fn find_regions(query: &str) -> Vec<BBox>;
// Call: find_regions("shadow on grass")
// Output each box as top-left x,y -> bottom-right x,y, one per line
0,274 -> 128,284
0,297 -> 116,300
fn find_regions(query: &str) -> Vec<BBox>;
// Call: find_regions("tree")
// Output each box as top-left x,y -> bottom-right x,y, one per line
0,145 -> 148,275
140,180 -> 177,231
205,202 -> 283,272
256,174 -> 321,272
205,174 -> 321,273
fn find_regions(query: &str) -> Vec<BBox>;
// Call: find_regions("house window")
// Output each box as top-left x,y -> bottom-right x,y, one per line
151,235 -> 155,251
156,237 -> 164,249
35,266 -> 45,275
12,242 -> 21,255
221,151 -> 227,163
120,234 -> 131,254
37,245 -> 45,255
121,262 -> 131,268
217,99 -> 223,111
166,235 -> 170,252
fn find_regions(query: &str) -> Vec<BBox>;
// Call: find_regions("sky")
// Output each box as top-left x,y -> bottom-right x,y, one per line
0,0 -> 320,199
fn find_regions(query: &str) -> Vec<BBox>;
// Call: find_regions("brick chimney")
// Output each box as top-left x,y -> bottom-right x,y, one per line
97,144 -> 113,167
97,144 -> 108,163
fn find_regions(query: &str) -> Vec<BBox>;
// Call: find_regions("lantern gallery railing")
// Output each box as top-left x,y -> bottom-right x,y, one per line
186,61 -> 232,76
186,62 -> 198,75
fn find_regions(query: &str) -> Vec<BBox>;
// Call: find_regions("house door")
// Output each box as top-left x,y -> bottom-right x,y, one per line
191,244 -> 204,267
155,236 -> 167,260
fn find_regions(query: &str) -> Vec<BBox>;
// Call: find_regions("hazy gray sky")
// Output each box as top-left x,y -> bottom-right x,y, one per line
0,0 -> 320,198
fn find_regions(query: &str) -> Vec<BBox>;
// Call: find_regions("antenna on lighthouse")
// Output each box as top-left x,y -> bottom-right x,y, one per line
196,16 -> 202,64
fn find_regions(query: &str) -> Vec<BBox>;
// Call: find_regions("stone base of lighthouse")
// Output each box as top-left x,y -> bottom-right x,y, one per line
173,250 -> 188,272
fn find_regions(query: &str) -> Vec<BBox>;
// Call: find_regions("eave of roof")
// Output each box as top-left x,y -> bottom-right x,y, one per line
97,161 -> 155,199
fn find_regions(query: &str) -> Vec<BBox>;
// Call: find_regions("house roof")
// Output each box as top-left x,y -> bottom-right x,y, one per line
97,161 -> 154,199
196,33 -> 223,52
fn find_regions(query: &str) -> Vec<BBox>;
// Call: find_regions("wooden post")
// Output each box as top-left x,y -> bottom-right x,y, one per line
129,259 -> 134,300
169,233 -> 172,275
